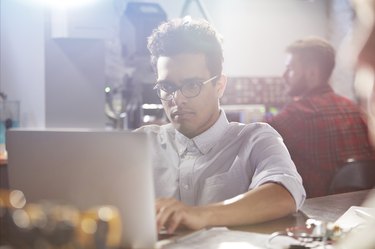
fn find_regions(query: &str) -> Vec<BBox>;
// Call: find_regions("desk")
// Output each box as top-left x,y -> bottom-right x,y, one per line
157,191 -> 372,249
301,189 -> 371,222
228,190 -> 371,235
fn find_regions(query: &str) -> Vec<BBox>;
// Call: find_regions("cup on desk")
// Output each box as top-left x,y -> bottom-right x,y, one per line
0,100 -> 20,160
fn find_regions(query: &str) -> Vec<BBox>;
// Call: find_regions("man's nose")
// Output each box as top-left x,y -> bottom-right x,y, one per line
171,89 -> 187,104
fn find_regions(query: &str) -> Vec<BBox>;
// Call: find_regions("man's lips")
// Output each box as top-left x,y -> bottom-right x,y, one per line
170,111 -> 194,119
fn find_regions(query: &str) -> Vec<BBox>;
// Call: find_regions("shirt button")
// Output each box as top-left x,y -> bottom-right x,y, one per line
183,184 -> 189,190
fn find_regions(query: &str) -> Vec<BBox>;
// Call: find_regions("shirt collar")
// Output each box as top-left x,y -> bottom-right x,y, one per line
175,109 -> 229,155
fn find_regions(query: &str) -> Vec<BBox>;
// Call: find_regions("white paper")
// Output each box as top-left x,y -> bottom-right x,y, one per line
335,206 -> 375,230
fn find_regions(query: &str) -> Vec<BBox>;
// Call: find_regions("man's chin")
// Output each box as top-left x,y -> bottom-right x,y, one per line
172,122 -> 195,137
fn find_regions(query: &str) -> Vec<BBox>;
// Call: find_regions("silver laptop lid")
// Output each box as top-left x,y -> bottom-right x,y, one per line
6,129 -> 156,248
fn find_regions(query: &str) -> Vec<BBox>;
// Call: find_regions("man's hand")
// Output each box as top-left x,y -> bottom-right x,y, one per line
155,198 -> 210,234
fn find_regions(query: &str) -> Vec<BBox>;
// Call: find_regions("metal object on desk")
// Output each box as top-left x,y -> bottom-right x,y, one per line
267,218 -> 345,249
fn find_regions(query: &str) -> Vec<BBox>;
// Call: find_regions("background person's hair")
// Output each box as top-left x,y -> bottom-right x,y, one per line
147,17 -> 224,77
286,37 -> 336,83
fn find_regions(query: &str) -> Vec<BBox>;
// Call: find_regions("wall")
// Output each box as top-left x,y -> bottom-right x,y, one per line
44,13 -> 107,128
0,0 -> 46,127
134,0 -> 329,77
328,0 -> 357,100
211,0 -> 329,77
0,0 -> 108,128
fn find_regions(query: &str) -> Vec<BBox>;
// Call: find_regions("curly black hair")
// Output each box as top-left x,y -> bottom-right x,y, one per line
147,17 -> 223,77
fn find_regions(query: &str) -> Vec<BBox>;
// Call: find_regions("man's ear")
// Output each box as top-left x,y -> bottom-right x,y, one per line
215,75 -> 227,98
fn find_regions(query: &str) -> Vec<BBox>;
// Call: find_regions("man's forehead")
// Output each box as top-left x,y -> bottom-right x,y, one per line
156,54 -> 210,80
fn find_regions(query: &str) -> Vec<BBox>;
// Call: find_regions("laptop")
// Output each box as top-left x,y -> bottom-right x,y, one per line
6,129 -> 157,248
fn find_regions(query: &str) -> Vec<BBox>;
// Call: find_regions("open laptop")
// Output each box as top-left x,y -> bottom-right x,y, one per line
6,129 -> 157,248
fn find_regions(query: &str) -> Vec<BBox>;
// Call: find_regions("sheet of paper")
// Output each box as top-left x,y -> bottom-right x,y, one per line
334,206 -> 375,230
156,227 -> 300,249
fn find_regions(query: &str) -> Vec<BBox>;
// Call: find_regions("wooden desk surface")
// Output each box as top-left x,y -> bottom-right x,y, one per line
300,189 -> 371,222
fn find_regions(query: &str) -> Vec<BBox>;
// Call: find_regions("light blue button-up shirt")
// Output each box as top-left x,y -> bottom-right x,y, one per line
137,110 -> 306,209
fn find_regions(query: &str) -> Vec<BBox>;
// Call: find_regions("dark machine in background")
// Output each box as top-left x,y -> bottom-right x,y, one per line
105,2 -> 167,130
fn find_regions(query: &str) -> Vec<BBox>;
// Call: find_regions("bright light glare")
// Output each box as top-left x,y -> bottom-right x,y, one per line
218,242 -> 262,249
81,218 -> 97,234
98,206 -> 115,222
30,0 -> 99,9
9,190 -> 26,209
142,104 -> 164,110
223,194 -> 244,205
354,65 -> 375,100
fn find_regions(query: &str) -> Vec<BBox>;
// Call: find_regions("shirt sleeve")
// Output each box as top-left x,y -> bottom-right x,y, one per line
247,123 -> 306,210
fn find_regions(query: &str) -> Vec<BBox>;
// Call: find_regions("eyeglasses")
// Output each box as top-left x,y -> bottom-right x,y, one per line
153,75 -> 218,101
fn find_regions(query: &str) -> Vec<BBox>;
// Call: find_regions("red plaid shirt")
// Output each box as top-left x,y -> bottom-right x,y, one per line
269,86 -> 375,198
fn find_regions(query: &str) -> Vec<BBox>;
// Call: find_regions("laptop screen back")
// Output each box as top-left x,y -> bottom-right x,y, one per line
6,129 -> 156,248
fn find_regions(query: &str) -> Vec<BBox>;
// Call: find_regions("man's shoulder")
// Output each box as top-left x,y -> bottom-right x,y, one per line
277,92 -> 360,116
308,92 -> 363,115
229,121 -> 279,137
329,93 -> 361,107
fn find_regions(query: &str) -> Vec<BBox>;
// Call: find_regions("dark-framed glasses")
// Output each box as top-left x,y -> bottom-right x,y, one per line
153,75 -> 218,101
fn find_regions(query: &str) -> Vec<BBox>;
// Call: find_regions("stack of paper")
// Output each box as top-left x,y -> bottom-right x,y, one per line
334,206 -> 375,230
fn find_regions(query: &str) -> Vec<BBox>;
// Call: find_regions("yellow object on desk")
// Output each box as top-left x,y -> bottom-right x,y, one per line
76,206 -> 122,248
0,150 -> 7,164
0,189 -> 123,249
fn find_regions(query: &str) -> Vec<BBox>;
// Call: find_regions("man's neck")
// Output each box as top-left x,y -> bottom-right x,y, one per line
297,84 -> 332,99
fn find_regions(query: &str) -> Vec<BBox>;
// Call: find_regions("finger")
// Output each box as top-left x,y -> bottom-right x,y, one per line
155,198 -> 166,212
167,210 -> 184,234
157,204 -> 177,232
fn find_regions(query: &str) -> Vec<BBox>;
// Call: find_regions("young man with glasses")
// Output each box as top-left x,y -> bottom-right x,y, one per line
137,17 -> 305,234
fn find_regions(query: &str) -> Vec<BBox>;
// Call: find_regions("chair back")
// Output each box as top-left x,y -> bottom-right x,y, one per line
328,160 -> 375,195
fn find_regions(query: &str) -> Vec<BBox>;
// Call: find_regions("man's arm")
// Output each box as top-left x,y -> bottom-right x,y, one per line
156,182 -> 296,234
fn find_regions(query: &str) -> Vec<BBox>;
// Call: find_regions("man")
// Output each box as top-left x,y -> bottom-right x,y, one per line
268,37 -> 375,198
136,17 -> 305,234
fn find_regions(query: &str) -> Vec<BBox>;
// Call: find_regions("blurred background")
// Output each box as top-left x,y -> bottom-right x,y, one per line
0,0 -> 368,130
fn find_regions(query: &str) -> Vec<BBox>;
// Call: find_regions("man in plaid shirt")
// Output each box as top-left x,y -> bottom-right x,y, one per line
269,37 -> 375,198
